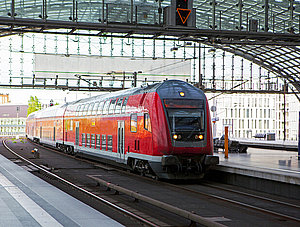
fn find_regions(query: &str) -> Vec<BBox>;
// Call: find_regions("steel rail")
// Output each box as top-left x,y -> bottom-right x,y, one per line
167,182 -> 300,223
201,183 -> 300,209
23,139 -> 226,227
2,139 -> 159,227
23,139 -> 300,224
88,175 -> 226,227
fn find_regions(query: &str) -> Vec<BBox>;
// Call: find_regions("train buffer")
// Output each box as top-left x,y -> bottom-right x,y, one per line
213,137 -> 248,153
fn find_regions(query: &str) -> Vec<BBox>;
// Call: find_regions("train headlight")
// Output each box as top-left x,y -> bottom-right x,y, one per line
179,91 -> 185,97
195,134 -> 204,140
173,134 -> 182,140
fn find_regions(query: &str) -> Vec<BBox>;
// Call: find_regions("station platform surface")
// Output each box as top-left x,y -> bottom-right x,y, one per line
237,138 -> 298,150
213,148 -> 300,186
0,154 -> 123,227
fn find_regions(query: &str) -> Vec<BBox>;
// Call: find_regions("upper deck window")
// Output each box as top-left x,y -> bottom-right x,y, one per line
108,99 -> 116,114
83,104 -> 89,116
121,97 -> 128,113
78,105 -> 83,116
97,101 -> 105,115
87,103 -> 94,115
115,98 -> 123,114
75,105 -> 80,116
103,100 -> 110,115
92,102 -> 99,115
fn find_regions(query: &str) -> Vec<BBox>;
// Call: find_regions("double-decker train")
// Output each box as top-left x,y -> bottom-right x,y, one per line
26,80 -> 219,179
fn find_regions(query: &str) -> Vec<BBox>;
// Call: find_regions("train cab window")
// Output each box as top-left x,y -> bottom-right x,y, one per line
82,133 -> 86,146
108,99 -> 116,114
92,102 -> 99,115
97,101 -> 104,115
83,104 -> 89,116
103,101 -> 110,115
144,113 -> 151,132
88,103 -> 95,115
130,114 -> 137,132
102,135 -> 106,150
107,135 -> 113,151
115,98 -> 123,114
86,134 -> 90,146
96,134 -> 101,149
121,97 -> 128,113
91,134 -> 95,147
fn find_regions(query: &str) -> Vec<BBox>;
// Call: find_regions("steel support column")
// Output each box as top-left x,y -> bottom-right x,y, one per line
289,0 -> 295,33
238,0 -> 243,31
264,0 -> 269,31
211,0 -> 216,30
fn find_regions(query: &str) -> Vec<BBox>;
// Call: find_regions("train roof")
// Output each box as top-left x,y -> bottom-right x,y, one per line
27,80 -> 206,119
27,103 -> 68,119
68,80 -> 205,106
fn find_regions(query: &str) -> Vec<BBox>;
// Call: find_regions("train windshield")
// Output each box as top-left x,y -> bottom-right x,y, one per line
164,99 -> 205,133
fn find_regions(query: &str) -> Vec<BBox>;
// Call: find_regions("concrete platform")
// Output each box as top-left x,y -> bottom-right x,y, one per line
237,138 -> 298,151
214,148 -> 300,185
0,154 -> 123,227
211,148 -> 300,199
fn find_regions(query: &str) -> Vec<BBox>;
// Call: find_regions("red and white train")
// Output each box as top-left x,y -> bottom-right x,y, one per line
26,80 -> 219,179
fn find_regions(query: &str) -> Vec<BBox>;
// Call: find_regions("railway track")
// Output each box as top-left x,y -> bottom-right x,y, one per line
166,182 -> 300,223
2,139 -> 160,227
3,138 -> 300,226
2,139 -> 225,227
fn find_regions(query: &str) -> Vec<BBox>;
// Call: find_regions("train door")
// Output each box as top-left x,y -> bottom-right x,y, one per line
117,121 -> 125,161
75,122 -> 80,146
53,127 -> 56,141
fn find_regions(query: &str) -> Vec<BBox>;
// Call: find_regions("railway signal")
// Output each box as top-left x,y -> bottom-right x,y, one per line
163,0 -> 196,27
176,0 -> 191,26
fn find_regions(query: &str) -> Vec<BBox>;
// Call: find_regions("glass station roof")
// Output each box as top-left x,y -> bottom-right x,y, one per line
0,0 -> 299,92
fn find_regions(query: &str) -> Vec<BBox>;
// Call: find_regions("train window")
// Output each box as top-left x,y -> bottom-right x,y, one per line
88,103 -> 95,115
77,105 -> 82,116
130,114 -> 137,132
96,134 -> 101,149
70,120 -> 73,131
103,101 -> 110,115
108,99 -> 116,114
75,105 -> 80,116
144,113 -> 151,132
91,134 -> 95,147
97,101 -> 105,115
86,134 -> 90,146
102,135 -> 106,150
107,135 -> 113,151
92,102 -> 99,115
82,133 -> 86,146
83,104 -> 89,116
115,98 -> 123,114
121,97 -> 128,113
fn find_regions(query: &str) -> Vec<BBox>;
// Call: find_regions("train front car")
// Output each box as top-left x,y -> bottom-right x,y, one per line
146,80 -> 219,179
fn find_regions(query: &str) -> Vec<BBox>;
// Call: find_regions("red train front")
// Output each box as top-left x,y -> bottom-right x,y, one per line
26,80 -> 219,180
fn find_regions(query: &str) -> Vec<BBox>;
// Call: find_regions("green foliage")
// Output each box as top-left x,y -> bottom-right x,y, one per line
27,96 -> 42,116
